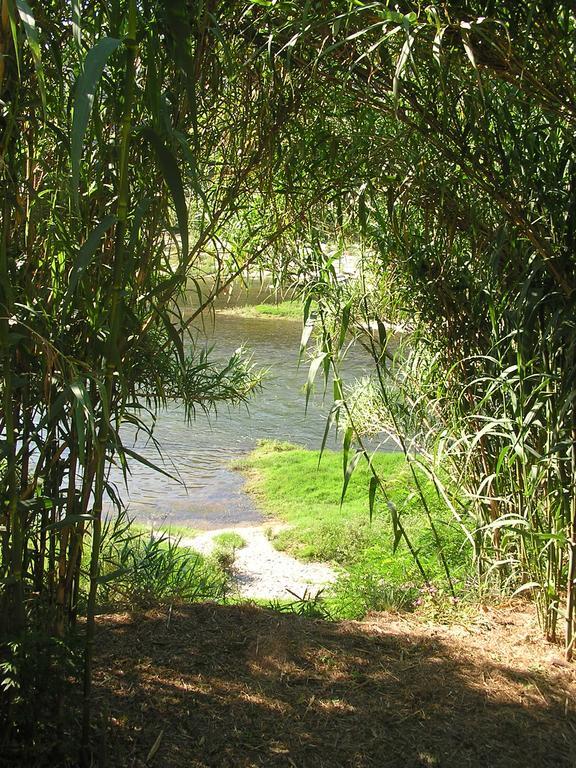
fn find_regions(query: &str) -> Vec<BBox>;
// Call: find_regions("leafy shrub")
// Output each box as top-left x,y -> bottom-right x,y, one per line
96,517 -> 228,609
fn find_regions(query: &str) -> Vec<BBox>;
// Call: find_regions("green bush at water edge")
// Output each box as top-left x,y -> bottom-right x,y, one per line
94,516 -> 230,609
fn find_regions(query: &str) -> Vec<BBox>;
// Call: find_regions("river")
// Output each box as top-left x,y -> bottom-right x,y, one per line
113,286 -> 388,529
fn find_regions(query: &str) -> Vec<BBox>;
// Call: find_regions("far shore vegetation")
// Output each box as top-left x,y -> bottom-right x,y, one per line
215,300 -> 302,320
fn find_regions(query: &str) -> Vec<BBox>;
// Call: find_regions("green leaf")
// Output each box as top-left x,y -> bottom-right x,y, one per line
368,475 -> 378,523
67,215 -> 117,297
70,378 -> 95,465
157,307 -> 185,365
121,446 -> 179,483
341,449 -> 362,506
95,567 -> 129,584
142,127 -> 189,263
299,318 -> 315,358
16,0 -> 46,109
45,514 -> 95,531
128,198 -> 152,256
342,424 -> 353,477
387,500 -> 402,552
71,37 -> 121,205
71,0 -> 81,48
319,402 -> 340,467
392,30 -> 414,105
305,352 -> 327,413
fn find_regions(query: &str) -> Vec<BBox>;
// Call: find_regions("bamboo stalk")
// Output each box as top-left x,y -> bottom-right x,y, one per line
81,4 -> 139,760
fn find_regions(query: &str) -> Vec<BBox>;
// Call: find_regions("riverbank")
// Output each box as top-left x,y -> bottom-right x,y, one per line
178,524 -> 336,599
215,300 -> 302,320
234,441 -> 469,617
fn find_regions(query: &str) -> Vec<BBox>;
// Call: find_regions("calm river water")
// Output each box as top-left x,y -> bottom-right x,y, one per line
113,286 -> 387,529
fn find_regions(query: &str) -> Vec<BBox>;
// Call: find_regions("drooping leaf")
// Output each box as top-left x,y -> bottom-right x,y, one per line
342,424 -> 353,477
341,449 -> 362,506
45,514 -> 95,531
319,402 -> 340,467
71,0 -> 81,48
71,37 -> 121,205
142,127 -> 189,264
16,0 -> 46,109
121,445 -> 179,483
305,352 -> 327,413
368,475 -> 378,523
66,214 -> 117,296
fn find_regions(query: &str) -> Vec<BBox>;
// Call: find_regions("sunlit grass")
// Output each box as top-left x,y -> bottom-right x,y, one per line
235,440 -> 471,618
216,300 -> 302,320
213,531 -> 247,549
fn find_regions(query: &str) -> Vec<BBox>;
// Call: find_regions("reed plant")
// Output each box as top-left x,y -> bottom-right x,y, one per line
0,0 -> 319,760
238,1 -> 576,656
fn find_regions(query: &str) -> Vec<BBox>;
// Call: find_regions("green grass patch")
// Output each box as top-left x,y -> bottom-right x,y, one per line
213,531 -> 246,550
217,300 -> 302,320
235,440 -> 471,618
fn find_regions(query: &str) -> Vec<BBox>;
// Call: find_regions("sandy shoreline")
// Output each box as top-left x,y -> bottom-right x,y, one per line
180,524 -> 336,600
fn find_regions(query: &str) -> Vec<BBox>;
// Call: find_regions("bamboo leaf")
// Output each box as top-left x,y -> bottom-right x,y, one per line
157,307 -> 185,365
16,0 -> 46,109
387,500 -> 402,552
70,378 -> 95,465
95,567 -> 129,584
511,582 -> 541,597
305,352 -> 327,413
368,475 -> 378,523
71,0 -> 81,48
45,514 -> 95,531
319,402 -> 340,467
71,37 -> 121,205
341,449 -> 362,506
299,318 -> 315,358
342,424 -> 353,476
392,31 -> 414,104
67,214 -> 117,296
121,446 -> 179,483
142,127 -> 189,263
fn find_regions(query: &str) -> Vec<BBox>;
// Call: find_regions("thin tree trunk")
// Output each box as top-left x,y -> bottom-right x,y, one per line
566,424 -> 576,660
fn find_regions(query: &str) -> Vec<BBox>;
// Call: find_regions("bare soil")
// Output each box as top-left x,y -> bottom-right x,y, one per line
92,601 -> 576,768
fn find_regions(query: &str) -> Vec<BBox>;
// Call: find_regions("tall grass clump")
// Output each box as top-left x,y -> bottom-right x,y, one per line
97,515 -> 229,609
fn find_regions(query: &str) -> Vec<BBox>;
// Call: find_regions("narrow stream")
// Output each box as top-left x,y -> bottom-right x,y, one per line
113,287 -> 389,529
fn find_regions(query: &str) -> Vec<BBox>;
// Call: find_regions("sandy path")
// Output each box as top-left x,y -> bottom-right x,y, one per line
179,525 -> 336,600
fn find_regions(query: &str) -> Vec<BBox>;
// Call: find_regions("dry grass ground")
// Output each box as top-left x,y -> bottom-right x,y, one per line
92,601 -> 576,768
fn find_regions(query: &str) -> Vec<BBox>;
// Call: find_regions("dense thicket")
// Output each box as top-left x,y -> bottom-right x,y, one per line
234,1 -> 576,653
1,0 -> 575,762
0,0 -> 306,760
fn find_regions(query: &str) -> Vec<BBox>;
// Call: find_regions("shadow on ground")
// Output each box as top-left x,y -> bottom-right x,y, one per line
93,603 -> 576,768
